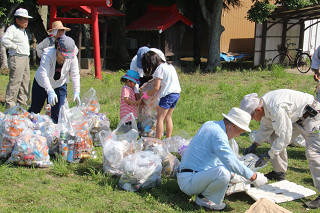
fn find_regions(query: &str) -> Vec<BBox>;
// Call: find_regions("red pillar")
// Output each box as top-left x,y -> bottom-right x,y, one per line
91,6 -> 101,80
49,5 -> 57,28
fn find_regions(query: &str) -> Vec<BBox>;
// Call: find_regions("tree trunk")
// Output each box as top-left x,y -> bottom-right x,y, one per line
0,23 -> 8,69
199,0 -> 225,72
193,0 -> 202,66
23,4 -> 47,43
112,16 -> 129,61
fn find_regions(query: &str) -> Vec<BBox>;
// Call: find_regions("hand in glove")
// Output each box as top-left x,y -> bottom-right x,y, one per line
252,172 -> 268,187
141,92 -> 149,100
255,153 -> 270,168
48,90 -> 58,107
73,92 -> 81,106
243,143 -> 258,155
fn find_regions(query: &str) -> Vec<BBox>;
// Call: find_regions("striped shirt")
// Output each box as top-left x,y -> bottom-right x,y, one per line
120,85 -> 137,120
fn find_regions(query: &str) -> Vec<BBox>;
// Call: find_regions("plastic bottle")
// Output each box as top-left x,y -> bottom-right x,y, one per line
67,140 -> 74,163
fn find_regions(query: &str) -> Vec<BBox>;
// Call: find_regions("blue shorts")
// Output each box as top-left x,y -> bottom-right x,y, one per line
158,93 -> 180,109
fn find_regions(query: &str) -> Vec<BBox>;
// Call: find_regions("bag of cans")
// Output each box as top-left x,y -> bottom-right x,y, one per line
119,151 -> 162,192
7,131 -> 52,167
87,112 -> 110,147
81,87 -> 100,114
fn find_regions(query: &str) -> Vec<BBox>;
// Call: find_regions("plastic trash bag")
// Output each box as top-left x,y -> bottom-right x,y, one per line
4,105 -> 30,118
81,87 -> 100,114
119,151 -> 162,192
291,134 -> 306,147
7,132 -> 52,167
114,113 -> 139,142
138,80 -> 160,137
87,112 -> 110,147
162,136 -> 191,154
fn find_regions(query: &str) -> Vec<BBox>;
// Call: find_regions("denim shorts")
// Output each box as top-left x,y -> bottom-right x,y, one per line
158,93 -> 180,109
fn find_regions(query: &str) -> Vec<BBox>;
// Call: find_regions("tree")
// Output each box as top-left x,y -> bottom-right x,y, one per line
198,0 -> 241,72
247,0 -> 318,23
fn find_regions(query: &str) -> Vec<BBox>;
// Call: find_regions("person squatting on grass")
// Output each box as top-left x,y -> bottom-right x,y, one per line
28,36 -> 80,124
141,48 -> 181,139
1,8 -> 32,109
240,89 -> 320,209
120,70 -> 142,122
177,108 -> 268,211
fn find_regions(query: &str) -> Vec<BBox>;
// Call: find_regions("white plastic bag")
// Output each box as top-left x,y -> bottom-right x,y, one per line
119,151 -> 162,192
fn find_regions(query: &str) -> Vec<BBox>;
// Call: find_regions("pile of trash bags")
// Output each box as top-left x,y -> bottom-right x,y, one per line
0,88 -> 110,167
100,113 -> 190,192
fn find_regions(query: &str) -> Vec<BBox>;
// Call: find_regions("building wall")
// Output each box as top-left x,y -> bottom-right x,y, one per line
221,0 -> 255,53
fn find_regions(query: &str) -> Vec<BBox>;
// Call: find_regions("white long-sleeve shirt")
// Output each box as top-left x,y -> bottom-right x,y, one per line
34,46 -> 80,94
255,89 -> 314,158
1,24 -> 30,56
36,36 -> 79,58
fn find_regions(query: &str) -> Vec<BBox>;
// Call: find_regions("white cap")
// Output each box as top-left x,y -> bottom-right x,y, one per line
222,108 -> 251,132
149,48 -> 166,62
240,93 -> 261,114
14,8 -> 33,19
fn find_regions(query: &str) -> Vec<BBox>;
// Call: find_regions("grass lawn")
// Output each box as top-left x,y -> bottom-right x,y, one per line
0,64 -> 319,212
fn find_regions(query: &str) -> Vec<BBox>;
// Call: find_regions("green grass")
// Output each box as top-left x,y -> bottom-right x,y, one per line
0,65 -> 318,212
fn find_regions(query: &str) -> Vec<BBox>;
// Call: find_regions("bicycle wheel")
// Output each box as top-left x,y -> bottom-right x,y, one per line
296,53 -> 311,73
272,53 -> 290,68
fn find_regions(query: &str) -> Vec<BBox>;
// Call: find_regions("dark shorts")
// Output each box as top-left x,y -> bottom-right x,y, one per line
158,93 -> 180,109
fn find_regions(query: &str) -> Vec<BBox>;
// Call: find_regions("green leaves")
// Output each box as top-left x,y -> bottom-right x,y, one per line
247,1 -> 276,23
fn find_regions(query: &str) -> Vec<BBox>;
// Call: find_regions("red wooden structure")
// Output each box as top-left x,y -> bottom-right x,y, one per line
37,0 -> 113,80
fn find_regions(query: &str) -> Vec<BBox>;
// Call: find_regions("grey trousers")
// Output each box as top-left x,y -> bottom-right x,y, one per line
6,55 -> 30,109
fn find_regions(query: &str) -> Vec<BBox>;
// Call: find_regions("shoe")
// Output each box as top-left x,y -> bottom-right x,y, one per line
306,195 -> 320,209
265,171 -> 285,181
195,196 -> 226,210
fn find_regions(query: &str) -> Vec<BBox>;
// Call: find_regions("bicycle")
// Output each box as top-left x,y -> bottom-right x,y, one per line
271,39 -> 312,73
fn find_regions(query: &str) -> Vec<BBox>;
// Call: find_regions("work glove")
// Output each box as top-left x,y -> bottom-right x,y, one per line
243,143 -> 258,155
255,153 -> 270,168
141,92 -> 149,100
252,172 -> 268,188
73,92 -> 81,106
48,90 -> 58,107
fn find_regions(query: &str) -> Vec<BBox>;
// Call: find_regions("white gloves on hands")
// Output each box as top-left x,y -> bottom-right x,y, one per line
252,172 -> 268,188
73,92 -> 81,106
48,90 -> 58,107
230,174 -> 247,184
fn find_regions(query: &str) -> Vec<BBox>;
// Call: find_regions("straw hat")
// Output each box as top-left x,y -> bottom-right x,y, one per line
222,108 -> 251,132
48,21 -> 71,32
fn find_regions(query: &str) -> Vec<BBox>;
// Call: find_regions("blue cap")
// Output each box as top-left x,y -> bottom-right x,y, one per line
136,46 -> 149,69
122,70 -> 140,84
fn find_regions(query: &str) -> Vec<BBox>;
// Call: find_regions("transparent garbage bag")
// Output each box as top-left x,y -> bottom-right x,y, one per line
87,112 -> 110,147
81,87 -> 100,114
115,113 -> 139,142
291,134 -> 306,147
7,131 -> 52,167
138,80 -> 160,137
119,151 -> 162,192
163,135 -> 191,154
4,105 -> 30,118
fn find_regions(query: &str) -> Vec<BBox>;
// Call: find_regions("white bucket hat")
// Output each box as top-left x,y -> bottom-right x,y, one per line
222,108 -> 251,132
240,93 -> 261,114
14,8 -> 33,19
150,48 -> 166,62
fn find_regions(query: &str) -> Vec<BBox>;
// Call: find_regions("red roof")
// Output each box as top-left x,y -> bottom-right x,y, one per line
60,6 -> 125,16
126,4 -> 193,33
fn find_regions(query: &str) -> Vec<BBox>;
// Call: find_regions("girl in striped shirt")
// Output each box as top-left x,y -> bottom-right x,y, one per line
120,70 -> 142,120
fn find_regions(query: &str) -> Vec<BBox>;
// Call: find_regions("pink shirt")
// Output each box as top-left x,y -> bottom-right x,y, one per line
120,85 -> 137,119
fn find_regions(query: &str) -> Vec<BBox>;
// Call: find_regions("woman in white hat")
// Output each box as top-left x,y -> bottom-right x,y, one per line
36,21 -> 73,58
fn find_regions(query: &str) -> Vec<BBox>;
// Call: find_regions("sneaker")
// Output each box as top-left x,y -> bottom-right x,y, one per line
265,171 -> 286,181
306,195 -> 320,209
195,196 -> 226,210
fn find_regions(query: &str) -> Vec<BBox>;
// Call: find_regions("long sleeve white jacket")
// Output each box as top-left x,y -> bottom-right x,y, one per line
255,89 -> 314,158
34,46 -> 80,94
1,24 -> 30,56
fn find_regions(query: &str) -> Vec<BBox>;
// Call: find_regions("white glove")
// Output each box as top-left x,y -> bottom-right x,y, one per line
252,172 -> 268,188
230,174 -> 247,184
73,92 -> 81,106
48,90 -> 58,107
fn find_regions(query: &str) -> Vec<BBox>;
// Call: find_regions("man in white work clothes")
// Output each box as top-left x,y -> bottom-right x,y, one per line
240,89 -> 320,209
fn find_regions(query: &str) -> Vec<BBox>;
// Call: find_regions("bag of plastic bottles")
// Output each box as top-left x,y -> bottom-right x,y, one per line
119,151 -> 162,192
7,132 -> 52,167
87,112 -> 110,146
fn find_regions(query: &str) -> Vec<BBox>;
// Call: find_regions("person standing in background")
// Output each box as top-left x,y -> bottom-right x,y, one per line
1,8 -> 32,109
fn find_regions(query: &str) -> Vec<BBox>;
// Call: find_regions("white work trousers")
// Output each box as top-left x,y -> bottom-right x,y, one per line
177,166 -> 231,204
